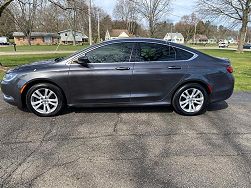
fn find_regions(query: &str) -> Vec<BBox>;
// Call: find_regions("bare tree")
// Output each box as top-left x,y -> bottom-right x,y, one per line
197,0 -> 251,52
131,0 -> 172,37
175,13 -> 199,42
8,0 -> 41,45
0,0 -> 14,17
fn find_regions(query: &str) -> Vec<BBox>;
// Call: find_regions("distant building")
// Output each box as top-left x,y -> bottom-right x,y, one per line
13,32 -> 59,45
208,37 -> 217,44
227,37 -> 237,44
163,33 -> 184,44
58,30 -> 88,44
194,35 -> 208,44
105,29 -> 130,40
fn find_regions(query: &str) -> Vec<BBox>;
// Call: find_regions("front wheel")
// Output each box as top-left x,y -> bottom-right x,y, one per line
172,83 -> 209,116
26,83 -> 65,117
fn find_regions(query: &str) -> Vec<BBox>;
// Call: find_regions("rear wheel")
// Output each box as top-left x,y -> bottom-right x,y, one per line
172,83 -> 208,116
26,83 -> 65,117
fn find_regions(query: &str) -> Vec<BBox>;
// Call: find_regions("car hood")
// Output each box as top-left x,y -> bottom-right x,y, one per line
8,59 -> 57,73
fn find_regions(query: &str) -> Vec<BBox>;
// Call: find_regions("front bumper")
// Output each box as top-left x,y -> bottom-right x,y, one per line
1,80 -> 23,108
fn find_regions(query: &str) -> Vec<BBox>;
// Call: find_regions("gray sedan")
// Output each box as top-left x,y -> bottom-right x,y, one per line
1,38 -> 234,116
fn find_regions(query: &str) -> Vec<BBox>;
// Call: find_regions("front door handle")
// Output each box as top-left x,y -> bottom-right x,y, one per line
168,66 -> 181,70
115,67 -> 130,70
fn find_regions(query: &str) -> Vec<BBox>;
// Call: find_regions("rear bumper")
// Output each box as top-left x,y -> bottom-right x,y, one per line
210,74 -> 234,103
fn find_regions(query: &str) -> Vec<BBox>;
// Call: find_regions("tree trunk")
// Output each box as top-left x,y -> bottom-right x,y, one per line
237,3 -> 249,52
27,33 -> 31,46
149,20 -> 154,37
237,23 -> 248,52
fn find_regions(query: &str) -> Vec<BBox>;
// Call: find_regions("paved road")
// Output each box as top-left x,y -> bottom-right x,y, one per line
0,92 -> 251,188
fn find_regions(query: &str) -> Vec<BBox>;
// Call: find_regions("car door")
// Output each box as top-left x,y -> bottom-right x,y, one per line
68,42 -> 134,105
130,42 -> 192,103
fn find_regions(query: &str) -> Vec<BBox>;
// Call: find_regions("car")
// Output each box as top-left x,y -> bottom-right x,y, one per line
1,38 -> 235,117
243,43 -> 251,49
219,42 -> 229,48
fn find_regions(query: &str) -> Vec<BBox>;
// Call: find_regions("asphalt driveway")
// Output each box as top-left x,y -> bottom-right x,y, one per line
0,92 -> 251,188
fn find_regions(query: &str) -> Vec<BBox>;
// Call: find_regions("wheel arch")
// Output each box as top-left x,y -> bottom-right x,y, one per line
170,79 -> 212,102
21,79 -> 67,108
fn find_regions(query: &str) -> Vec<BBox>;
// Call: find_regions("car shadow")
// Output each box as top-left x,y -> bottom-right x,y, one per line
207,101 -> 229,111
61,101 -> 229,115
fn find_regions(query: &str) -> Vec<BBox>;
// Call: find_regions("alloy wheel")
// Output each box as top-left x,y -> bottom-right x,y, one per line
30,88 -> 59,114
179,88 -> 204,113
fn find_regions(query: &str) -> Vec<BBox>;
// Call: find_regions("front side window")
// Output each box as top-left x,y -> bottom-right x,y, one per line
135,43 -> 176,62
86,42 -> 134,63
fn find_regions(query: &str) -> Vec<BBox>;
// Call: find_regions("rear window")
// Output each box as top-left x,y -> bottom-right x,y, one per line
175,47 -> 194,60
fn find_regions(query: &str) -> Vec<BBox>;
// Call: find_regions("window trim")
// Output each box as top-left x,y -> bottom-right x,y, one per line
65,41 -> 198,65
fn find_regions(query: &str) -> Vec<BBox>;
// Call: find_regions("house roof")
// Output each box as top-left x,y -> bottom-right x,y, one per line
165,33 -> 184,38
58,29 -> 82,34
13,32 -> 59,38
109,29 -> 130,37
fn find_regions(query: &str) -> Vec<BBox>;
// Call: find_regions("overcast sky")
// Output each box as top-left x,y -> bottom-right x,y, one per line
93,0 -> 196,23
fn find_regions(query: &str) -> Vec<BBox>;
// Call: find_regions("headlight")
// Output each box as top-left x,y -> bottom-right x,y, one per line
3,73 -> 17,82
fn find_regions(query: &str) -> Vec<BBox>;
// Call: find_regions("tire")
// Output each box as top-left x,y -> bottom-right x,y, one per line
26,83 -> 65,117
172,83 -> 209,116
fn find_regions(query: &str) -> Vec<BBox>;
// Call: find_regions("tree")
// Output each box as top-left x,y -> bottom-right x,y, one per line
197,0 -> 251,52
9,0 -> 41,45
0,0 -> 13,17
175,13 -> 199,42
0,8 -> 15,37
132,0 -> 172,37
113,0 -> 137,22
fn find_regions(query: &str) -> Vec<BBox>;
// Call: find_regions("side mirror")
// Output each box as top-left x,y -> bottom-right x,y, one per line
75,56 -> 90,67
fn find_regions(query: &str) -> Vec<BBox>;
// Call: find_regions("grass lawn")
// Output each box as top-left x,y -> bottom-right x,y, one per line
0,44 -> 88,52
0,49 -> 250,91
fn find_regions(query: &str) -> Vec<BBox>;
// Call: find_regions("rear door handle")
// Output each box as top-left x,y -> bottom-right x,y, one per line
168,66 -> 181,70
115,67 -> 130,70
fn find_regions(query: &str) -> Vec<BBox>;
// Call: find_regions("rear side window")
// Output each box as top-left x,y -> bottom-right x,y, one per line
175,47 -> 194,60
135,43 -> 176,62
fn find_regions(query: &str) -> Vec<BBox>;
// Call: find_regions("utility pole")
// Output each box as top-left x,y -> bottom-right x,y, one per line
97,11 -> 100,43
88,0 -> 92,45
193,22 -> 197,44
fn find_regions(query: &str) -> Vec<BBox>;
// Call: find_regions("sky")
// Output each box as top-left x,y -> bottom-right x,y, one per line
93,0 -> 197,23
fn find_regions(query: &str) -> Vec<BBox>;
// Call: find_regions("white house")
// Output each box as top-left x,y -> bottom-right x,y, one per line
227,37 -> 237,44
163,33 -> 184,44
105,29 -> 130,40
58,30 -> 88,44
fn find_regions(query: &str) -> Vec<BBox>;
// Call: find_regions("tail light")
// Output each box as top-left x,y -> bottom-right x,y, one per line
227,66 -> 233,73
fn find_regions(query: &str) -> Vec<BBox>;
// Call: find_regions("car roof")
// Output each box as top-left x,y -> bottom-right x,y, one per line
100,38 -> 199,54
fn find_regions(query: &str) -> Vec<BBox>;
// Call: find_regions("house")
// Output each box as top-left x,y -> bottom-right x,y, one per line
163,33 -> 184,44
58,30 -> 88,44
208,37 -> 217,44
105,29 -> 130,40
227,37 -> 237,44
13,32 -> 59,45
194,35 -> 208,44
